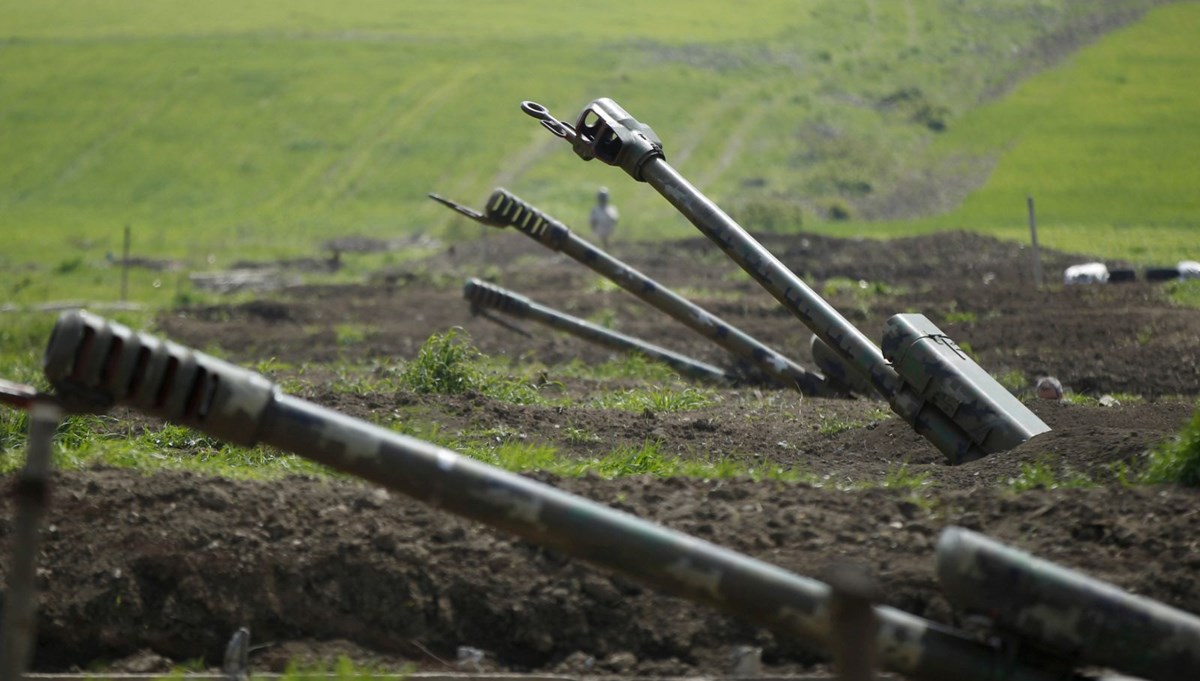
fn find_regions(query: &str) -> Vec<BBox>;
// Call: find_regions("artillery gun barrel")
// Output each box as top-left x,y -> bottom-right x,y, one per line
937,526 -> 1200,681
39,310 -> 1063,681
432,190 -> 842,397
463,277 -> 735,384
521,98 -> 1050,463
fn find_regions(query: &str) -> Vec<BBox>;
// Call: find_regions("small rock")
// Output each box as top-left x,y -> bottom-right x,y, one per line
730,645 -> 763,678
110,649 -> 173,673
604,651 -> 638,673
1098,394 -> 1121,407
456,645 -> 485,671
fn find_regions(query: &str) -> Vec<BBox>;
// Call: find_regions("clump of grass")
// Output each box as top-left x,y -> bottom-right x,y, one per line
396,328 -> 545,404
882,463 -> 931,492
814,407 -> 891,436
470,440 -> 559,472
400,328 -> 480,395
1140,406 -> 1200,486
1165,280 -> 1200,309
1006,457 -> 1096,491
563,425 -> 601,445
334,324 -> 369,346
590,386 -> 717,413
282,655 -> 403,680
557,355 -> 679,383
943,310 -> 977,324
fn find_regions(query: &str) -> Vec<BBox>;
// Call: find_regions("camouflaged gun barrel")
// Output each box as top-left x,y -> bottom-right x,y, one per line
41,310 -> 1064,681
463,278 -> 734,384
523,98 -> 1051,463
431,190 -> 842,397
937,526 -> 1200,681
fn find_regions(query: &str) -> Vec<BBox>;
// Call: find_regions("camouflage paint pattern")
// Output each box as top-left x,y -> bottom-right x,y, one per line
462,277 -> 735,384
937,526 -> 1200,681
523,97 -> 1052,463
41,310 -> 1065,681
882,315 -> 1049,454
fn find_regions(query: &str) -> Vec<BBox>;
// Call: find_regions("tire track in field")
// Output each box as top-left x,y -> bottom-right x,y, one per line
669,80 -> 763,170
48,77 -> 182,194
690,90 -> 782,191
262,64 -> 464,212
322,63 -> 484,205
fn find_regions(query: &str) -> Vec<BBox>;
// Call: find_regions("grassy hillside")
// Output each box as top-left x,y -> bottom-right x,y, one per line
843,1 -> 1199,264
0,0 -> 1183,305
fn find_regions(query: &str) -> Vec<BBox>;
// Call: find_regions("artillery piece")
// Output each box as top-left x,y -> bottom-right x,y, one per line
431,189 -> 850,397
463,277 -> 735,384
2,310 -> 1195,681
520,98 -> 1050,464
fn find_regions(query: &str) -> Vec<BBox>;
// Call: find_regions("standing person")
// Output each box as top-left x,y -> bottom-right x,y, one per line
589,186 -> 618,250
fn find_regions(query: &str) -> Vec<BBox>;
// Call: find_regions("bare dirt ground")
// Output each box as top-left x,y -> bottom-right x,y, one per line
5,229 -> 1200,676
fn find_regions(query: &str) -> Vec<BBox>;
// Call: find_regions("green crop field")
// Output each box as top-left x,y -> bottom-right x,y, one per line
0,0 -> 1193,306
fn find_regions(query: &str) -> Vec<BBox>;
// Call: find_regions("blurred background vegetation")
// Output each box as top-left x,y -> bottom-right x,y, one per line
0,0 -> 1196,307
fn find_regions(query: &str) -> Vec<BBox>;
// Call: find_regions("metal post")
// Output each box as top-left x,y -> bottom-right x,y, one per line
0,401 -> 62,680
822,562 -> 880,681
121,225 -> 131,302
1027,197 -> 1043,288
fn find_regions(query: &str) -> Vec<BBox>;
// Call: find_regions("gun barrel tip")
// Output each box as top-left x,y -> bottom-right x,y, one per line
520,100 -> 548,117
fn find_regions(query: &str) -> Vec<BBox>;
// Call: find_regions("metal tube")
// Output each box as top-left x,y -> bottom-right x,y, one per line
938,526 -> 1200,681
520,97 -> 1055,463
463,278 -> 735,384
39,310 -> 1064,681
642,160 -> 898,398
475,189 -> 840,396
638,159 -> 987,462
0,401 -> 62,680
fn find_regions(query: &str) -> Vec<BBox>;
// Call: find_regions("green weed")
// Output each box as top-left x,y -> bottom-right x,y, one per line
1166,280 -> 1200,309
563,425 -> 601,445
1005,458 -> 1096,491
334,324 -> 369,347
882,463 -> 931,493
395,328 -> 545,404
590,386 -> 717,414
400,328 -> 479,395
1139,405 -> 1200,486
994,369 -> 1028,392
557,355 -> 678,383
943,310 -> 977,324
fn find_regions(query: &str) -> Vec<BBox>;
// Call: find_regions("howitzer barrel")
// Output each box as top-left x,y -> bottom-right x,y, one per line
41,310 -> 1062,681
937,526 -> 1200,681
463,278 -> 734,383
526,97 -> 1051,463
434,189 -> 841,397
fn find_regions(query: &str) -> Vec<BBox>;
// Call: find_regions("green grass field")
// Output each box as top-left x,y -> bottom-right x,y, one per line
857,1 -> 1200,263
0,0 -> 1194,306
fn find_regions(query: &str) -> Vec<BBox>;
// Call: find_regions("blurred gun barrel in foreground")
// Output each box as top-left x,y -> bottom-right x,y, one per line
38,309 -> 1073,681
431,190 -> 848,397
938,527 -> 1200,681
521,98 -> 1050,464
463,277 -> 735,384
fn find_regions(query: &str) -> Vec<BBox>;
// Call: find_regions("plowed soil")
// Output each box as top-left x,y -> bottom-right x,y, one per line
5,230 -> 1200,677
